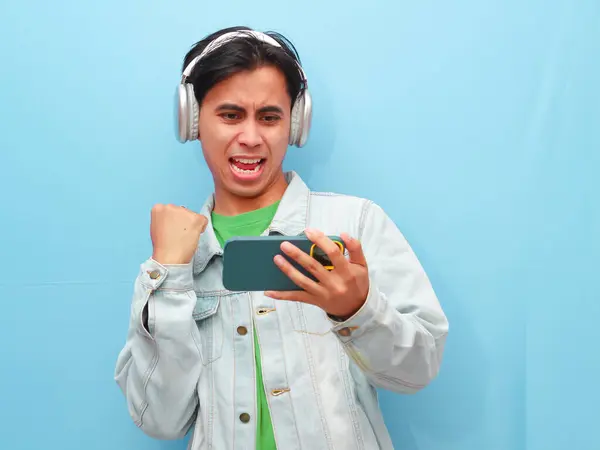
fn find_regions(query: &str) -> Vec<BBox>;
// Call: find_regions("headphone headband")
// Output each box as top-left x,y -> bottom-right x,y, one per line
175,29 -> 312,147
181,30 -> 308,86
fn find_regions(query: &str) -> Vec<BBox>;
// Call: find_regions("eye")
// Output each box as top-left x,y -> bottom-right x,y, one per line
220,112 -> 241,121
260,114 -> 281,123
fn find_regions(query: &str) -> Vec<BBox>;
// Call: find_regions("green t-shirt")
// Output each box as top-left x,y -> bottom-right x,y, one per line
211,201 -> 280,450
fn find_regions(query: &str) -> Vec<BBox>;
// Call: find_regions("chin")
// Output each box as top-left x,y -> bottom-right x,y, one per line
226,183 -> 269,199
213,162 -> 286,203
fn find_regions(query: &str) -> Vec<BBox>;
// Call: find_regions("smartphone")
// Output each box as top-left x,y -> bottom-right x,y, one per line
222,235 -> 345,292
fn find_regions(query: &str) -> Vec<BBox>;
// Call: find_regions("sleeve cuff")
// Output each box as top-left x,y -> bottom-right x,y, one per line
140,258 -> 194,291
329,279 -> 380,343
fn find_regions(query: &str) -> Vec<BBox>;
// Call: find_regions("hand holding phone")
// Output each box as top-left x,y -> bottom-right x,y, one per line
264,229 -> 370,320
222,235 -> 345,292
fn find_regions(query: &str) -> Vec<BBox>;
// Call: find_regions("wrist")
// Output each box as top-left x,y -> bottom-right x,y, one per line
152,251 -> 192,265
327,297 -> 366,322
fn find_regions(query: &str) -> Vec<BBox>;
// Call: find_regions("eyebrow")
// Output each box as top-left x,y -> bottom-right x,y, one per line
215,103 -> 284,115
258,105 -> 284,114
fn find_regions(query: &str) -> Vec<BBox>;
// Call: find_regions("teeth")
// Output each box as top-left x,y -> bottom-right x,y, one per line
231,162 -> 261,174
233,158 -> 262,164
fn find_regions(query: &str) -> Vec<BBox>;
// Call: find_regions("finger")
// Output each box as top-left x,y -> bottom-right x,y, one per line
305,229 -> 349,273
273,254 -> 325,296
280,241 -> 330,282
264,289 -> 315,304
341,232 -> 367,267
196,214 -> 208,233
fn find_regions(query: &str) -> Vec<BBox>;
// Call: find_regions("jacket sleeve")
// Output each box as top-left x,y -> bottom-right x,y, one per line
114,258 -> 203,439
331,201 -> 449,394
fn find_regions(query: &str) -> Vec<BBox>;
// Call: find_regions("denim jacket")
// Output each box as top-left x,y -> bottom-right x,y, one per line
114,171 -> 449,450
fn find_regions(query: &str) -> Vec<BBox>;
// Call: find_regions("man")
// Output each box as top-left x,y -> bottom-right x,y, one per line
115,26 -> 448,450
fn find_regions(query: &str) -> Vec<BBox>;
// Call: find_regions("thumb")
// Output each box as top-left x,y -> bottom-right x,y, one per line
341,233 -> 367,267
197,214 -> 209,233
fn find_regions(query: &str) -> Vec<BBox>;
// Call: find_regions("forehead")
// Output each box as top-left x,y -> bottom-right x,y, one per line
204,65 -> 291,108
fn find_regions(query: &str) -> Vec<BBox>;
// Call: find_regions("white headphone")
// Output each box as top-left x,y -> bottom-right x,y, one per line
175,30 -> 312,147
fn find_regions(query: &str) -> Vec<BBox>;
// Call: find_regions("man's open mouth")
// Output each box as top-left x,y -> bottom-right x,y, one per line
229,157 -> 265,174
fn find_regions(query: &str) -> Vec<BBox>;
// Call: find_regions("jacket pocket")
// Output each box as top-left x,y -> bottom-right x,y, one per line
288,301 -> 335,336
193,293 -> 224,365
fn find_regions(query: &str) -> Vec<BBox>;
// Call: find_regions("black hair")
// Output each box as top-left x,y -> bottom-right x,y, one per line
181,26 -> 306,110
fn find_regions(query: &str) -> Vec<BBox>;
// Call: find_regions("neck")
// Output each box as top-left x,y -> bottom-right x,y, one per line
212,172 -> 288,216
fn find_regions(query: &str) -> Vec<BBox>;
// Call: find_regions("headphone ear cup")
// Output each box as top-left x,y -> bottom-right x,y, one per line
186,84 -> 199,141
289,94 -> 305,147
176,84 -> 188,143
175,83 -> 199,143
297,90 -> 312,147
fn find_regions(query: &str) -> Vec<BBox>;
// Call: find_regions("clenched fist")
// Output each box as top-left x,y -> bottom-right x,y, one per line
150,204 -> 208,265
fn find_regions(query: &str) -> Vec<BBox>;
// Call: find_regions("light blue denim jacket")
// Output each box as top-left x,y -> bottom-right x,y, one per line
114,171 -> 449,450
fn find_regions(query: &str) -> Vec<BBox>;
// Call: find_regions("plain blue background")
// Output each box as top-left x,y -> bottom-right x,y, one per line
1,1 -> 598,449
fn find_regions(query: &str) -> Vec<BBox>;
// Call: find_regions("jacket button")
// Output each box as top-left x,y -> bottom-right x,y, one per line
237,326 -> 248,336
239,413 -> 251,423
271,388 -> 291,396
338,327 -> 352,337
148,270 -> 161,280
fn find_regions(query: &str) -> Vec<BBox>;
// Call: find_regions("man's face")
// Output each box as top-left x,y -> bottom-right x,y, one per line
198,65 -> 292,201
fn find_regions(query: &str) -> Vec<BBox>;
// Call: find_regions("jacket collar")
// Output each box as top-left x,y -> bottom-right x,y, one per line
193,171 -> 310,275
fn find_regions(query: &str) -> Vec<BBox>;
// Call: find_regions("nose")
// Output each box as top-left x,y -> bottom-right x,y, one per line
237,119 -> 262,148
